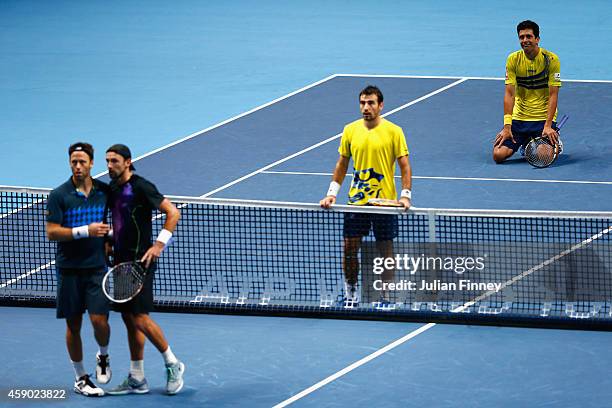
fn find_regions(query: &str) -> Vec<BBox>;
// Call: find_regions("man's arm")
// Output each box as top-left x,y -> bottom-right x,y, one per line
320,155 -> 349,208
542,85 -> 560,144
397,155 -> 412,209
141,198 -> 181,267
494,84 -> 516,147
46,221 -> 110,241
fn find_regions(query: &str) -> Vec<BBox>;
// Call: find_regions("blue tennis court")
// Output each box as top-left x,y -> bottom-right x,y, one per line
2,2 -> 612,407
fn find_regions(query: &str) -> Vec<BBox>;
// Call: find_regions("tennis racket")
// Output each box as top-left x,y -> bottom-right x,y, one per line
102,261 -> 147,303
525,114 -> 569,168
367,198 -> 404,207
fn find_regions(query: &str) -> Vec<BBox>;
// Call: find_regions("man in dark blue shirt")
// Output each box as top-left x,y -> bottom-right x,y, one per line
104,144 -> 184,396
46,142 -> 112,397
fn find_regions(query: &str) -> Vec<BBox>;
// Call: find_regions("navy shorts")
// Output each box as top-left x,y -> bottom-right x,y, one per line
56,267 -> 110,319
112,263 -> 156,315
343,212 -> 398,241
501,120 -> 557,153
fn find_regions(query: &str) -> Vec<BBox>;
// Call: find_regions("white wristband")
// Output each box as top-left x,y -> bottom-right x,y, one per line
400,189 -> 412,200
327,181 -> 341,197
72,225 -> 89,240
156,229 -> 172,246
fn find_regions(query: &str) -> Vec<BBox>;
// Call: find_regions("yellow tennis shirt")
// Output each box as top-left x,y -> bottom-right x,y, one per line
505,47 -> 562,121
338,118 -> 409,205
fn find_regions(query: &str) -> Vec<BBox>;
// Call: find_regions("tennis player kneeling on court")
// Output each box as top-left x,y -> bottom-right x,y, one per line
493,20 -> 563,164
46,142 -> 112,397
104,144 -> 184,396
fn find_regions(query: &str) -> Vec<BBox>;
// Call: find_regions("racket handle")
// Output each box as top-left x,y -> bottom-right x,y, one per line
557,114 -> 569,130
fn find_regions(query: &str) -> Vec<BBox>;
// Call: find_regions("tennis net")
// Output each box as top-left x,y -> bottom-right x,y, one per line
1,185 -> 612,329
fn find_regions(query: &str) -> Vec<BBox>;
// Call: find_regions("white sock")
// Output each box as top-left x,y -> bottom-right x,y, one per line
130,360 -> 145,381
72,360 -> 87,380
162,346 -> 178,366
98,345 -> 109,356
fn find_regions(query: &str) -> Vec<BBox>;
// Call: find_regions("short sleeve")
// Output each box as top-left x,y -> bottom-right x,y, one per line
505,54 -> 516,86
395,128 -> 409,158
548,55 -> 561,87
338,126 -> 352,158
138,179 -> 164,210
46,190 -> 63,224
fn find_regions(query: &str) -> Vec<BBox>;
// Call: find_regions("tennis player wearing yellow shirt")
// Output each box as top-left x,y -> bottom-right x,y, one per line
320,85 -> 412,305
493,20 -> 562,163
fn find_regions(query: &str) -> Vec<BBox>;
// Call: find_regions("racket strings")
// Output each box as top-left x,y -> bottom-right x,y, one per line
104,263 -> 145,302
525,138 -> 559,168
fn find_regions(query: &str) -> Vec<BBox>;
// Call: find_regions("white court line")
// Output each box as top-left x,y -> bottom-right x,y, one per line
335,73 -> 612,84
0,261 -> 55,289
92,74 -> 340,179
4,76 -> 340,219
260,170 -> 612,185
85,72 -> 611,180
272,323 -> 437,408
274,224 -> 612,407
1,77 -> 466,289
0,198 -> 45,220
453,225 -> 612,313
199,78 -> 468,198
90,72 -> 610,181
1,75 -> 343,286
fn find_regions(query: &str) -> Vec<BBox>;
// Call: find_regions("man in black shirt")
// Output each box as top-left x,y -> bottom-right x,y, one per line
46,142 -> 112,397
104,144 -> 184,396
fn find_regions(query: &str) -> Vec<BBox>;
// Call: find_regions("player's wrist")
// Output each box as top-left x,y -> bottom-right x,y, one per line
72,225 -> 89,240
156,228 -> 172,246
400,189 -> 412,200
503,114 -> 512,126
327,181 -> 341,197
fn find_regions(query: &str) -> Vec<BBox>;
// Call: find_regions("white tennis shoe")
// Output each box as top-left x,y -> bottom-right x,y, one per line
74,374 -> 105,397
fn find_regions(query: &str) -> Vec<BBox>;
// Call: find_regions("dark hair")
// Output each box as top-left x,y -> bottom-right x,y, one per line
68,142 -> 94,160
106,143 -> 135,170
359,85 -> 384,103
517,20 -> 539,38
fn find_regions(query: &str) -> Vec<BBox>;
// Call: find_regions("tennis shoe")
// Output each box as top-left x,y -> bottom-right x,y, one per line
337,296 -> 360,308
557,137 -> 564,154
166,361 -> 185,395
74,374 -> 105,397
372,298 -> 396,311
95,353 -> 111,384
338,282 -> 360,308
106,375 -> 149,395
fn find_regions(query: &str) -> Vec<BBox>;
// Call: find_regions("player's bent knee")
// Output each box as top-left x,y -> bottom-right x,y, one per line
493,154 -> 506,164
493,148 -> 511,164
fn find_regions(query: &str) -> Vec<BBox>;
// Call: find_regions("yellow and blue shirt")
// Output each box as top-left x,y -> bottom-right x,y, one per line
339,118 -> 409,205
505,47 -> 562,121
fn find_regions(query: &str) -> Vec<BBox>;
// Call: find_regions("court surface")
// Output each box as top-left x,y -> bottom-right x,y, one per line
1,74 -> 612,407
2,1 -> 612,407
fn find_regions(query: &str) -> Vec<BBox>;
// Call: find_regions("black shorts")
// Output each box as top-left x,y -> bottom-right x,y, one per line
56,267 -> 110,319
343,212 -> 398,241
112,264 -> 156,315
501,119 -> 558,153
